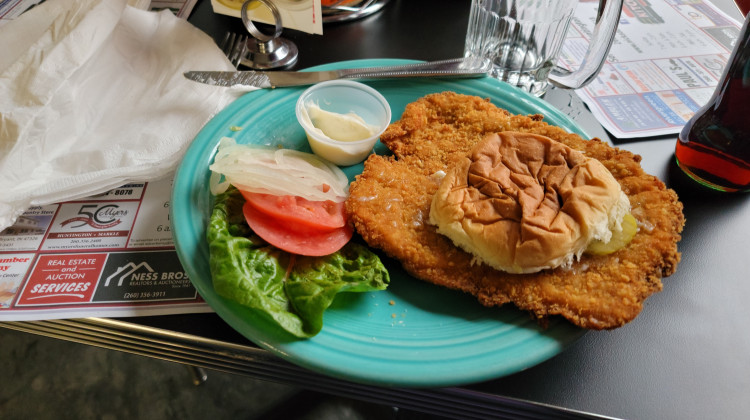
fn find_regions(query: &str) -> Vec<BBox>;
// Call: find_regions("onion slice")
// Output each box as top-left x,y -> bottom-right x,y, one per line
209,137 -> 349,202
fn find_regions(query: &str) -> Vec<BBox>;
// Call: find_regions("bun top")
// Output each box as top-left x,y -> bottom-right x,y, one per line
429,132 -> 629,274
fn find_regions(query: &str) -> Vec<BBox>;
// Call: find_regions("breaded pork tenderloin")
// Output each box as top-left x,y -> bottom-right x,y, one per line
346,92 -> 684,330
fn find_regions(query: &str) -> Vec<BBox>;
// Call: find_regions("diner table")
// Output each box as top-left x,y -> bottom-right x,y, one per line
2,0 -> 749,419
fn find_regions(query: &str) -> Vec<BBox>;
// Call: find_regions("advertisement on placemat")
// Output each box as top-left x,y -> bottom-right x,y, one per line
562,0 -> 742,139
0,177 -> 211,320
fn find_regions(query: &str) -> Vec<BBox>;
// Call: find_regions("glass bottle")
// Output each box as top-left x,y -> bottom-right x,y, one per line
674,12 -> 750,192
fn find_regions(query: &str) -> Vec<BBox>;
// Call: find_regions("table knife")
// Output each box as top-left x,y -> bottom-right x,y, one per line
184,58 -> 491,89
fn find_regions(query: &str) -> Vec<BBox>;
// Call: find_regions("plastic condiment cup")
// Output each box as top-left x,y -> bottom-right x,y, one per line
295,80 -> 391,166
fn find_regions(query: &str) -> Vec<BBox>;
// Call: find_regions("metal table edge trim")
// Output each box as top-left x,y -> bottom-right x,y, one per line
0,317 -> 617,420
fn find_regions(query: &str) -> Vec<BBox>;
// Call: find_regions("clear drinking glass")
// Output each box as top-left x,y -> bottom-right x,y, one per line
465,0 -> 624,96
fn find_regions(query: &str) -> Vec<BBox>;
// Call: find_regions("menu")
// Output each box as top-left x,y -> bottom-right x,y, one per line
210,0 -> 323,35
0,177 -> 212,321
0,0 -> 41,27
562,0 -> 742,139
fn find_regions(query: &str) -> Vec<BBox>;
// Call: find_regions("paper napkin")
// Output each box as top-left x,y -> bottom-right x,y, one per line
0,0 -> 247,230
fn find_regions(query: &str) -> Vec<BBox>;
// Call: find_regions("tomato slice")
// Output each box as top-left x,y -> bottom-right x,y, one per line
240,191 -> 346,231
242,202 -> 353,256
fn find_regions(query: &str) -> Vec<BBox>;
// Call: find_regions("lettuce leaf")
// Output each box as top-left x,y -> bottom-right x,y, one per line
207,187 -> 389,338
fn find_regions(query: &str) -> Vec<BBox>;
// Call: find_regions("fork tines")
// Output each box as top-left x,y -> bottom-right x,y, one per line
220,32 -> 248,68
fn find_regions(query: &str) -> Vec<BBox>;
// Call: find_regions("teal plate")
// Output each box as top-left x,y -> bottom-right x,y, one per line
171,59 -> 588,388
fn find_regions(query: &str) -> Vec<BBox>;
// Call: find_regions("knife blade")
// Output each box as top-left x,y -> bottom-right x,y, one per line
184,57 -> 491,89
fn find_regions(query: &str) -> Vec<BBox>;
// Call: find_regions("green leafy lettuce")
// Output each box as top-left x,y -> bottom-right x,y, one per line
207,187 -> 390,338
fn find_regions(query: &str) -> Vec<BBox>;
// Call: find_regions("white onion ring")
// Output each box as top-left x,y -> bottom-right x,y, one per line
209,137 -> 349,202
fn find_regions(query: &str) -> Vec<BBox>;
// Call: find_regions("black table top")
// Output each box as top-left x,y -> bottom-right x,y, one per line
181,1 -> 748,418
189,2 -> 750,419
189,1 -> 749,418
6,1 -> 750,419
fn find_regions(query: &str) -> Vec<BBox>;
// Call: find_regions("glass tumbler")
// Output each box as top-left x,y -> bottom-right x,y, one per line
465,0 -> 623,96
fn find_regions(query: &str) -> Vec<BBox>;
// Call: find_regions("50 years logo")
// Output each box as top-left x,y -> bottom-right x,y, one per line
59,204 -> 128,229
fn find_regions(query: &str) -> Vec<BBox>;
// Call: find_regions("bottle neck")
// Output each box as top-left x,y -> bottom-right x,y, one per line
725,15 -> 750,81
708,14 -> 750,112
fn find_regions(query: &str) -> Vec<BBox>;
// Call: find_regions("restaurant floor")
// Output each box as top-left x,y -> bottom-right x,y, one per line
0,328 -> 441,420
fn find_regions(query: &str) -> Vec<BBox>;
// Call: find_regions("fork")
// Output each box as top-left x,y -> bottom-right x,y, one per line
220,31 -> 248,68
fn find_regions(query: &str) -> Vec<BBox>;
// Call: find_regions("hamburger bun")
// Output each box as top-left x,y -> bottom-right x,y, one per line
429,131 -> 630,273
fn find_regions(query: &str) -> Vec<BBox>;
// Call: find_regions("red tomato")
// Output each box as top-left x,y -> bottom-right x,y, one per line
240,191 -> 346,231
242,202 -> 352,256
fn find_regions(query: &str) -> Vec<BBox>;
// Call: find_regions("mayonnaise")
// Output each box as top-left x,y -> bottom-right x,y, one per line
304,102 -> 377,142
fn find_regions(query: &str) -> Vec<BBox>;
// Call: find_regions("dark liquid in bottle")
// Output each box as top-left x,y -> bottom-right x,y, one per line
675,14 -> 750,192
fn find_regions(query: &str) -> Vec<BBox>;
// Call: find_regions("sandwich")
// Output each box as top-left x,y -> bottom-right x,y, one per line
346,92 -> 684,329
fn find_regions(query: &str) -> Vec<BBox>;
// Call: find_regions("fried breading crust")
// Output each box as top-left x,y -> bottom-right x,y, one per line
346,92 -> 684,329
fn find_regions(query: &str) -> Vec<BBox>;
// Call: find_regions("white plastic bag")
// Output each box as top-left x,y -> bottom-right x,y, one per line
0,0 -> 244,230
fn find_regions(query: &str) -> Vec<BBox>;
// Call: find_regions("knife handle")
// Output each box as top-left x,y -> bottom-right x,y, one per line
335,57 -> 491,79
